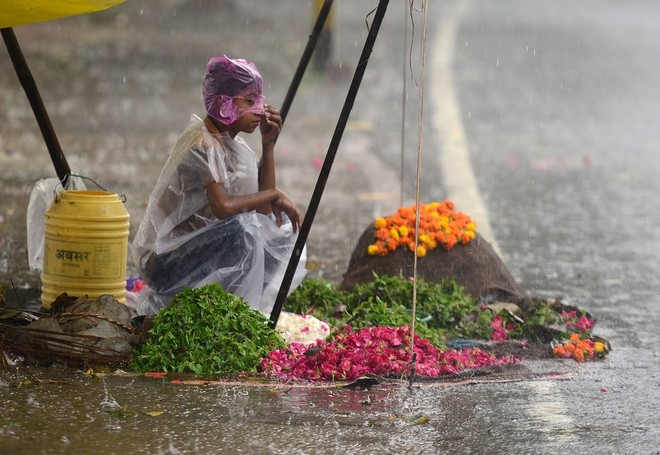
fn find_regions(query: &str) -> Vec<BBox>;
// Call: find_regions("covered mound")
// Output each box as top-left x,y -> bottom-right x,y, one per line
342,227 -> 527,304
341,202 -> 527,303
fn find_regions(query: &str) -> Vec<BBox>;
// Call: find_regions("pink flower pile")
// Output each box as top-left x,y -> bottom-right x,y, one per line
490,315 -> 511,341
561,311 -> 595,332
260,326 -> 520,382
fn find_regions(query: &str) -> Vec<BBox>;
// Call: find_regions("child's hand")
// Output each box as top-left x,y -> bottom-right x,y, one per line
260,104 -> 282,146
271,190 -> 303,233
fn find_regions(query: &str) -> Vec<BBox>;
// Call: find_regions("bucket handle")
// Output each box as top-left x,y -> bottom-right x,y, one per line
54,173 -> 127,203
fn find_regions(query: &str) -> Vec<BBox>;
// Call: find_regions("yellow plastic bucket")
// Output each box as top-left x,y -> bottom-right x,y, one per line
41,190 -> 130,308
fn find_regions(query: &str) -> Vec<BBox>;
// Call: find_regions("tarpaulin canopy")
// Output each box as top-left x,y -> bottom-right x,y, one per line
0,0 -> 126,28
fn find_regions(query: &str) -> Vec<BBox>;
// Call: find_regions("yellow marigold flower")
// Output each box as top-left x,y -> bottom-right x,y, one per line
369,201 -> 476,255
419,233 -> 436,249
416,245 -> 427,257
439,217 -> 450,230
367,244 -> 380,256
594,341 -> 605,353
374,217 -> 387,229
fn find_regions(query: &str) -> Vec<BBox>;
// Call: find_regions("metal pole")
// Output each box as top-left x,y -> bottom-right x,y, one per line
2,27 -> 71,185
270,0 -> 391,328
279,0 -> 334,123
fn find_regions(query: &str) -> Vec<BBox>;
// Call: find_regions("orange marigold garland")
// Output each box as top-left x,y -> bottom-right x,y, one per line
552,333 -> 607,362
367,201 -> 477,257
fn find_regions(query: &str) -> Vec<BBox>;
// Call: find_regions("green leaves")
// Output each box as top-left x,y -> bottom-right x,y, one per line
284,275 -> 591,347
350,274 -> 479,332
283,278 -> 345,316
284,274 -> 485,344
131,284 -> 285,374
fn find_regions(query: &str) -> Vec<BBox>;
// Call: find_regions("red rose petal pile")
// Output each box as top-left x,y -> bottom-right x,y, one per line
260,326 -> 520,381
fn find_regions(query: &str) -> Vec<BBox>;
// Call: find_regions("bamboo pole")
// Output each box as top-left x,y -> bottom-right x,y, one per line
279,0 -> 334,123
2,27 -> 71,185
270,0 -> 391,328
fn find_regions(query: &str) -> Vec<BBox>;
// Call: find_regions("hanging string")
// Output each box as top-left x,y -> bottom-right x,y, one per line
408,0 -> 429,387
399,0 -> 409,207
401,0 -> 421,206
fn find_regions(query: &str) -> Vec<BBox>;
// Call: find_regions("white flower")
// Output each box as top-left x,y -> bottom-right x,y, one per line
275,312 -> 331,346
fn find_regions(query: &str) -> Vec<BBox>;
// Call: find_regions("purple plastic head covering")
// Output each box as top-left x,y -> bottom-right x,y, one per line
203,55 -> 265,125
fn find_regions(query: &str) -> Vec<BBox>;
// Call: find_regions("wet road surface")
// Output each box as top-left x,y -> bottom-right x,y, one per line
2,0 -> 660,453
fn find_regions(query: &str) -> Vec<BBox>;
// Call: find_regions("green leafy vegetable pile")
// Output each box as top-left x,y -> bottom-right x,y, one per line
284,274 -> 491,344
131,284 -> 285,374
283,274 -> 591,346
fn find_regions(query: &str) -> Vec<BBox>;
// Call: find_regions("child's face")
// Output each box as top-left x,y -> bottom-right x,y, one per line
231,94 -> 265,133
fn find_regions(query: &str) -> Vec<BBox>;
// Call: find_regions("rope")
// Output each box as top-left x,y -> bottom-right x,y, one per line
399,0 -> 409,207
408,0 -> 429,387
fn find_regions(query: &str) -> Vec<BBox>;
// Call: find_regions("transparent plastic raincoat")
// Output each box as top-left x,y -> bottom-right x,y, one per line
131,114 -> 306,315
